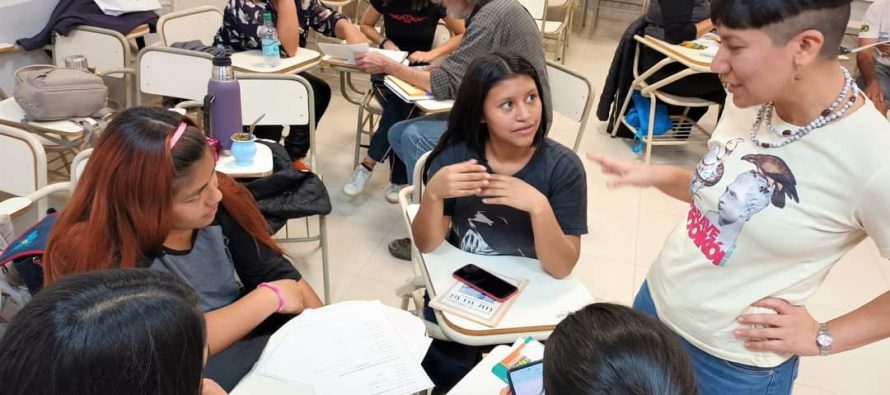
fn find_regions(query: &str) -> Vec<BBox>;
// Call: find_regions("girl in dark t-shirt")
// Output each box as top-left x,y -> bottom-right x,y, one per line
412,52 -> 587,279
343,0 -> 464,203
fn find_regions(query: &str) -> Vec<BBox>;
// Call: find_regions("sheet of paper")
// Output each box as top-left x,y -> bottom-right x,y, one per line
254,301 -> 433,395
318,43 -> 407,64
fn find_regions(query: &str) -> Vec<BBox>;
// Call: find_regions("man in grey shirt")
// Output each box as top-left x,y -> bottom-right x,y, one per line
355,0 -> 550,260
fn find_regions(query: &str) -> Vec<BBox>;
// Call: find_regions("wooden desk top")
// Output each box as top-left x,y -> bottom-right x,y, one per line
638,35 -> 714,73
232,49 -> 321,74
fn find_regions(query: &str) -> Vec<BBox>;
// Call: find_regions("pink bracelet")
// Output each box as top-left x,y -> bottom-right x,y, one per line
258,283 -> 285,313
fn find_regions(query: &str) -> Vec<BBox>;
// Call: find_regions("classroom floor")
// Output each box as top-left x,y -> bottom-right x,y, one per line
165,11 -> 886,395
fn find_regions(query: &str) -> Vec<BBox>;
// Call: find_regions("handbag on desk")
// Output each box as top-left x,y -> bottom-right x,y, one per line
13,65 -> 108,122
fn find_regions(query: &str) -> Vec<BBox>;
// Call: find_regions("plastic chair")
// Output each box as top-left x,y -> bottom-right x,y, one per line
587,0 -> 649,33
136,46 -> 215,109
611,35 -> 719,163
0,124 -> 49,220
236,73 -> 333,304
395,151 -> 450,341
546,61 -> 593,151
52,26 -> 137,108
157,5 -> 224,47
539,0 -> 574,63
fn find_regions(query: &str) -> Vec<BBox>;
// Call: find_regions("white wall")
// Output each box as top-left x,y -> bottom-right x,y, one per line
0,0 -> 58,96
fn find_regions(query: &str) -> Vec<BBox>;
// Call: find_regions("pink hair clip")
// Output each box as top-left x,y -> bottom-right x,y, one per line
169,122 -> 188,149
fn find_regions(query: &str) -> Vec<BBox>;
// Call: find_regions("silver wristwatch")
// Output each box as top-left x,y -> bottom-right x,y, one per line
816,322 -> 833,356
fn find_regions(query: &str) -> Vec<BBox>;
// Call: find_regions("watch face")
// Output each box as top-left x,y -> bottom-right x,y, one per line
817,333 -> 833,347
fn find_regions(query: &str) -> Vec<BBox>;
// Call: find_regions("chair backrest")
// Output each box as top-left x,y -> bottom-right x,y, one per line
515,0 -> 548,22
546,61 -> 592,152
53,26 -> 129,78
0,124 -> 47,199
431,23 -> 452,50
137,46 -> 215,104
157,5 -> 224,47
70,149 -> 93,189
236,73 -> 317,165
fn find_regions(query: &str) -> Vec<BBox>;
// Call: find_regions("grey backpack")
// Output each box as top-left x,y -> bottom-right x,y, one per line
13,65 -> 109,121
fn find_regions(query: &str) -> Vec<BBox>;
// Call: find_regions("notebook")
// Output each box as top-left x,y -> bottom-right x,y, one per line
384,75 -> 434,102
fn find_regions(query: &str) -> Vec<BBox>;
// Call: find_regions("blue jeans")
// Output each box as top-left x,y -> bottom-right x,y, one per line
634,282 -> 799,395
387,112 -> 449,183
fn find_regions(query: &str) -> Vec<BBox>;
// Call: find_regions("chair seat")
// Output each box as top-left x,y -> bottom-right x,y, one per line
651,91 -> 719,108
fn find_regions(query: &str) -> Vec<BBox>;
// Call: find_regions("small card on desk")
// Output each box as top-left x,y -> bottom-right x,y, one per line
491,337 -> 545,383
429,272 -> 527,327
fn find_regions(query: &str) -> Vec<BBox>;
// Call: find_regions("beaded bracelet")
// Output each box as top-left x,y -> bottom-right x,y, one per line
258,282 -> 285,313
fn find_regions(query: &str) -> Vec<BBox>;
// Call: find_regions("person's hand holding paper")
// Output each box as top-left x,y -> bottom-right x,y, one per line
355,50 -> 398,74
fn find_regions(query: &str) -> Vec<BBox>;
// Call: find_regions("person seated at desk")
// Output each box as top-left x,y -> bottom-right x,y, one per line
214,0 -> 367,171
353,0 -> 550,261
591,0 -> 890,393
345,0 -> 465,202
411,52 -> 585,392
0,269 -> 226,395
411,52 -> 586,278
535,303 -> 697,395
44,108 -> 323,391
857,0 -> 890,115
641,0 -> 726,122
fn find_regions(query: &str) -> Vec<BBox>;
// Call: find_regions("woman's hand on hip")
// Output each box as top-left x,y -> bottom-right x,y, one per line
734,298 -> 821,356
426,160 -> 490,201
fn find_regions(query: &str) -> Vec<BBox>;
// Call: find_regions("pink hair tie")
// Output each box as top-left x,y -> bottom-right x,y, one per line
169,122 -> 188,149
258,282 -> 285,313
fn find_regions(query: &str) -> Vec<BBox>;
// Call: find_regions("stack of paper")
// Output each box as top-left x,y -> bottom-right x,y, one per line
254,300 -> 433,395
384,76 -> 434,102
318,43 -> 408,64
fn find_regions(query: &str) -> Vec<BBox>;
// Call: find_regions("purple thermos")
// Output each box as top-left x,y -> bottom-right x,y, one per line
205,55 -> 242,152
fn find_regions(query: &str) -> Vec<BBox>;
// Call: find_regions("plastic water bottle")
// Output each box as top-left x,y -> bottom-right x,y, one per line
260,12 -> 281,68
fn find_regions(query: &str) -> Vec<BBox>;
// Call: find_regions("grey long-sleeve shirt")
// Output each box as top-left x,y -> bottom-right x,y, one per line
429,0 -> 551,125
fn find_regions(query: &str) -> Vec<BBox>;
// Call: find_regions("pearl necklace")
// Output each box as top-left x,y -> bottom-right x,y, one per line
750,67 -> 858,149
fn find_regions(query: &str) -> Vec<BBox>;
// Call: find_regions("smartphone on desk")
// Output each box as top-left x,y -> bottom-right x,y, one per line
508,359 -> 544,395
453,264 -> 518,302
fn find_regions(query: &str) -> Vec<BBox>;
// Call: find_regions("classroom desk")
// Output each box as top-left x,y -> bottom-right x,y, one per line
448,345 -> 514,395
215,142 -> 274,178
637,35 -> 714,73
230,301 -> 430,395
321,55 -> 370,105
0,98 -> 98,154
408,205 -> 595,346
232,49 -> 321,74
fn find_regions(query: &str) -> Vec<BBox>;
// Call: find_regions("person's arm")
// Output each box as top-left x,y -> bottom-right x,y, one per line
335,18 -> 368,44
407,17 -> 466,64
857,38 -> 887,113
412,160 -> 490,252
204,278 -> 307,355
274,0 -> 301,56
359,6 -> 399,50
587,153 -> 693,203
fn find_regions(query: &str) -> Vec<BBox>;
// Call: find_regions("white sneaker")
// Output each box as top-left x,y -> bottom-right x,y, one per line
385,183 -> 405,204
344,165 -> 372,197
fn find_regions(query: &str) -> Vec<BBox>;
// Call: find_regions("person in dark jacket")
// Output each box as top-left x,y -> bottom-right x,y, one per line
17,0 -> 158,50
641,0 -> 726,120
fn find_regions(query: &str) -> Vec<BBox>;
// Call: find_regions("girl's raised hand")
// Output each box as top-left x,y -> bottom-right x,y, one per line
425,159 -> 490,201
587,152 -> 656,189
479,174 -> 547,214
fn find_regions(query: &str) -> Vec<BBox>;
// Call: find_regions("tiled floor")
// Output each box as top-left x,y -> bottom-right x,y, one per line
272,12 -> 890,394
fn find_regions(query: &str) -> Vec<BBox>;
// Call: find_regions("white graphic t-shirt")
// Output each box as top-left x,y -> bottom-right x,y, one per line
647,96 -> 890,367
860,0 -> 890,67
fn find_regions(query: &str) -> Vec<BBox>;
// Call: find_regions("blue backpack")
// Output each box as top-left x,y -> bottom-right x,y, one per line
625,90 -> 673,153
